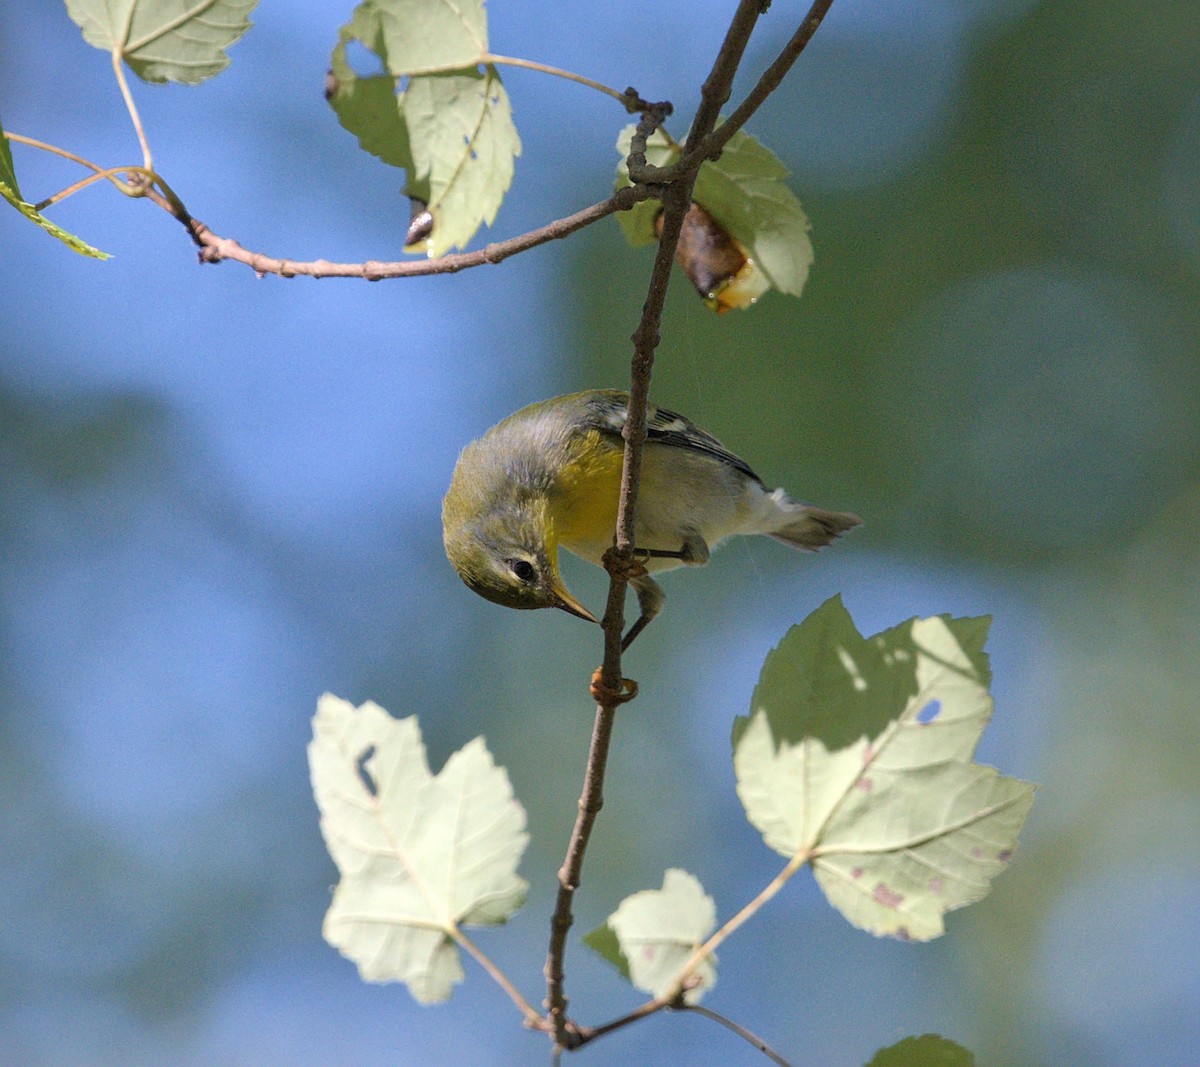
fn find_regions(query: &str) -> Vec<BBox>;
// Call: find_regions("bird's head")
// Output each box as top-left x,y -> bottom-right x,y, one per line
442,466 -> 597,623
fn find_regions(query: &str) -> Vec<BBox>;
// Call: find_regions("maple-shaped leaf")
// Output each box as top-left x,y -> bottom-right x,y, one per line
309,694 -> 528,1003
733,597 -> 1035,941
65,0 -> 257,85
584,868 -> 717,1004
329,0 -> 519,256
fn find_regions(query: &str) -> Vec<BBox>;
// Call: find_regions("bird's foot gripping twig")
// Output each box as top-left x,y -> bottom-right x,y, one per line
602,545 -> 649,582
590,668 -> 638,706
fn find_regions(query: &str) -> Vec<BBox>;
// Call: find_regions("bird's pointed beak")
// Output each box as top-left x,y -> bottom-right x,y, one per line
549,578 -> 599,624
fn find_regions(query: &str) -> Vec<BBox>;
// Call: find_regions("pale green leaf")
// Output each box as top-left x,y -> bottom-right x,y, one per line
309,694 -> 528,1003
866,1034 -> 976,1067
584,869 -> 717,1004
733,597 -> 1035,941
402,66 -> 518,256
328,10 -> 414,173
1,124 -> 109,258
374,0 -> 488,71
65,0 -> 256,85
614,124 -> 813,303
331,3 -> 519,255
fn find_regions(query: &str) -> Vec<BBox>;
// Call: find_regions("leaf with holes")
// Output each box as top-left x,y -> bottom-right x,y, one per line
733,597 -> 1035,941
584,869 -> 717,1004
373,0 -> 489,70
330,1 -> 519,255
309,694 -> 528,1003
1,115 -> 108,258
614,124 -> 812,308
64,0 -> 257,85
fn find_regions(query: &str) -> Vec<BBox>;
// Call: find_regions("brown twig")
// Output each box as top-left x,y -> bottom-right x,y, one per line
696,0 -> 837,163
542,0 -> 781,1054
681,1004 -> 795,1067
130,180 -> 659,279
627,0 -> 833,183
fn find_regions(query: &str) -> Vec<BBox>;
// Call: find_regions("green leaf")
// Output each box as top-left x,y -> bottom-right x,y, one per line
309,694 -> 528,1004
329,9 -> 415,173
374,0 -> 489,70
64,0 -> 257,85
614,124 -> 813,302
865,1034 -> 976,1067
584,869 -> 717,1004
866,1034 -> 976,1067
0,125 -> 21,200
330,2 -> 520,256
1,123 -> 109,258
733,597 -> 1035,941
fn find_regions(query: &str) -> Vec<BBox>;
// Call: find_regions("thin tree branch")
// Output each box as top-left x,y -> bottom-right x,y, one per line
627,0 -> 833,184
681,1004 -> 795,1067
693,0 -> 837,163
542,1 -> 780,1054
130,180 -> 658,278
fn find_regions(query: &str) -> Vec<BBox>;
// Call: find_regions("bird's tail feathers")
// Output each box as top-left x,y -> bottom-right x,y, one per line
767,497 -> 862,551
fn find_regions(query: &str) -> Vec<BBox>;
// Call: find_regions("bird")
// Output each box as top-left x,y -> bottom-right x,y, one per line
442,389 -> 860,650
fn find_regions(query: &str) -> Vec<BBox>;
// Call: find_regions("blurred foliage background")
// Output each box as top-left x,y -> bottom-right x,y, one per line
2,1 -> 1198,1064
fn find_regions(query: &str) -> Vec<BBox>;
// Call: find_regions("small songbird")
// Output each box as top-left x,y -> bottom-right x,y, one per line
442,389 -> 860,649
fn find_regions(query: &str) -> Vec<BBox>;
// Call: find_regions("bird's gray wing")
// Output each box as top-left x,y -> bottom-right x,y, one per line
581,389 -> 763,485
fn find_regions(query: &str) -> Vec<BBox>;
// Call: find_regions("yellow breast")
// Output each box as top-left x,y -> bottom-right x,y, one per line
551,430 -> 624,560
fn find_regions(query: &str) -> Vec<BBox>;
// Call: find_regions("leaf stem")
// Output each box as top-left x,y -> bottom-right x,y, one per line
452,928 -> 545,1029
672,852 -> 809,994
34,165 -> 149,210
582,850 -> 810,1044
483,54 -> 630,105
3,132 -> 129,185
111,47 -> 153,169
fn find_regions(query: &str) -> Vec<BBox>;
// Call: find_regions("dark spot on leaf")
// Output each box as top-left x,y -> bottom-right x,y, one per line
971,846 -> 984,860
998,850 -> 1013,862
857,777 -> 874,792
930,877 -> 943,894
355,745 -> 378,797
873,883 -> 904,909
916,699 -> 941,724
895,926 -> 911,941
851,867 -> 863,879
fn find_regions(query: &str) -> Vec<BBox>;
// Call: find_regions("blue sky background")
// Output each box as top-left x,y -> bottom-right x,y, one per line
2,2 -> 1198,1064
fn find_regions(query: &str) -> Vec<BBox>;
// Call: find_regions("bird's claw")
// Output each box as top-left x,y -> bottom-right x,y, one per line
601,546 -> 649,582
590,668 -> 639,705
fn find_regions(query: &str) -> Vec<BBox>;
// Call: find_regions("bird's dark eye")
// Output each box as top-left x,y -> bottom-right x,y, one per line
509,559 -> 536,583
